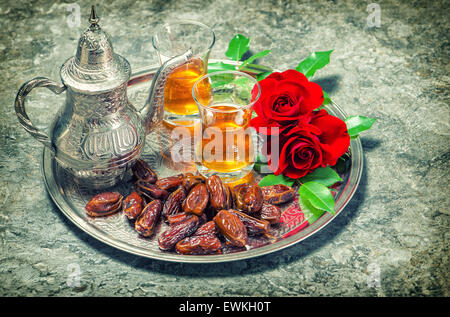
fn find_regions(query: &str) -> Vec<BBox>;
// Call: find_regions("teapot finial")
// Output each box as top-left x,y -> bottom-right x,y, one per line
60,5 -> 131,92
89,5 -> 99,26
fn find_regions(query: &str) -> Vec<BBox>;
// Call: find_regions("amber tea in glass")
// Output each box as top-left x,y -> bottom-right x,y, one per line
164,57 -> 206,116
192,71 -> 261,182
152,20 -> 215,128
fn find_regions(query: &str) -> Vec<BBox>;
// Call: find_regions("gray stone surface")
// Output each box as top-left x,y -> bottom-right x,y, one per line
0,0 -> 448,297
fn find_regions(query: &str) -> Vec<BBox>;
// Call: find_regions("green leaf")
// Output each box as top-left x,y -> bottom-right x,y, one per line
239,50 -> 271,69
253,154 -> 271,174
344,115 -> 376,138
322,90 -> 331,105
295,50 -> 333,79
298,193 -> 325,224
232,76 -> 249,86
258,174 -> 295,187
298,167 -> 343,187
298,181 -> 335,214
256,154 -> 267,164
225,34 -> 250,61
253,163 -> 271,174
239,63 -> 273,74
208,72 -> 235,88
208,61 -> 237,73
256,71 -> 273,81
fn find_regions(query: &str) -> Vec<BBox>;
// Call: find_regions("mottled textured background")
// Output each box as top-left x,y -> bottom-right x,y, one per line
0,0 -> 448,296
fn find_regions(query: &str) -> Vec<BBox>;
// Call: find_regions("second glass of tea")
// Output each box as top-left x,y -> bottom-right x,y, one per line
192,71 -> 261,182
152,20 -> 215,128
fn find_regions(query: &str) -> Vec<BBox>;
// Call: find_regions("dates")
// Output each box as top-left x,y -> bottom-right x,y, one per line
155,175 -> 183,192
194,221 -> 218,236
206,175 -> 231,211
135,180 -> 169,201
182,183 -> 209,216
167,212 -> 190,226
132,159 -> 157,183
158,215 -> 200,251
260,203 -> 281,224
85,192 -> 123,217
122,191 -> 144,220
162,187 -> 186,219
232,184 -> 263,214
175,234 -> 222,255
260,184 -> 295,205
182,173 -> 206,192
84,157 -> 295,257
135,200 -> 163,237
175,219 -> 221,255
213,210 -> 248,248
230,209 -> 269,236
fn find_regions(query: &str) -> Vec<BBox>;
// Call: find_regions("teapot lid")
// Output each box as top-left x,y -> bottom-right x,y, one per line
60,6 -> 131,93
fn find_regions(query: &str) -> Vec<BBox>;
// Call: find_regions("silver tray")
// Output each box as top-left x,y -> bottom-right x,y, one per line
41,60 -> 363,263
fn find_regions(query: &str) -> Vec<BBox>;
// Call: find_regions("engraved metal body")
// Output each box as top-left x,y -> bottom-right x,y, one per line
14,6 -> 192,189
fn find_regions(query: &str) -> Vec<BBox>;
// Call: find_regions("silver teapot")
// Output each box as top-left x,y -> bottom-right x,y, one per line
14,6 -> 192,189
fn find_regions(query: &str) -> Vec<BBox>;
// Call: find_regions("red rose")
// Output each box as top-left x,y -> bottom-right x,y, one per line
251,69 -> 324,134
307,109 -> 350,167
264,109 -> 350,179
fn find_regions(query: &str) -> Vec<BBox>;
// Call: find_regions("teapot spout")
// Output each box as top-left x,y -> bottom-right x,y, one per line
140,49 -> 193,134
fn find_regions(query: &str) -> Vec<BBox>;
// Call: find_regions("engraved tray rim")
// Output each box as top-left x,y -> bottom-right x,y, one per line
41,59 -> 363,263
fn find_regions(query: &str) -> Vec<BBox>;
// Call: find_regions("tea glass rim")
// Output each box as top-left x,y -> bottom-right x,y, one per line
192,70 -> 261,113
152,19 -> 216,58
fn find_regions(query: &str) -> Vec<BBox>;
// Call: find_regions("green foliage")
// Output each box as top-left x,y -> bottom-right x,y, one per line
298,166 -> 342,187
298,181 -> 335,215
295,50 -> 333,79
345,115 -> 376,138
225,34 -> 251,61
239,50 -> 271,69
258,174 -> 296,187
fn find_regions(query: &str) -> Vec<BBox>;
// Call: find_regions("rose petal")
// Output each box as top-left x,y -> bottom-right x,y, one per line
310,110 -> 350,165
265,71 -> 286,81
300,81 -> 324,111
277,69 -> 309,84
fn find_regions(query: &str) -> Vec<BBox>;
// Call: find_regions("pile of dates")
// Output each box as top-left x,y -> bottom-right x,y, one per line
85,159 -> 295,255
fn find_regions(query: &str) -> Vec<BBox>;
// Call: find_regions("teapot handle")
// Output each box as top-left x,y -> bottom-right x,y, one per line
15,77 -> 67,153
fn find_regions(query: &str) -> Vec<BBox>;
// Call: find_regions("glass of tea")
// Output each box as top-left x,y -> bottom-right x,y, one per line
192,71 -> 261,182
152,20 -> 215,128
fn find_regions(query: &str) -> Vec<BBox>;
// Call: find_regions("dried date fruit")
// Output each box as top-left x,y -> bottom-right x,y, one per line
230,209 -> 269,235
85,192 -> 123,217
155,175 -> 183,192
260,184 -> 295,205
232,184 -> 263,214
213,210 -> 248,248
132,159 -> 157,183
182,173 -> 206,192
206,175 -> 231,211
135,200 -> 163,237
158,215 -> 200,251
167,212 -> 207,226
135,180 -> 169,201
167,212 -> 190,226
260,203 -> 281,224
162,187 -> 186,219
194,221 -> 218,236
182,183 -> 209,216
122,191 -> 144,220
175,234 -> 222,255
226,184 -> 233,209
